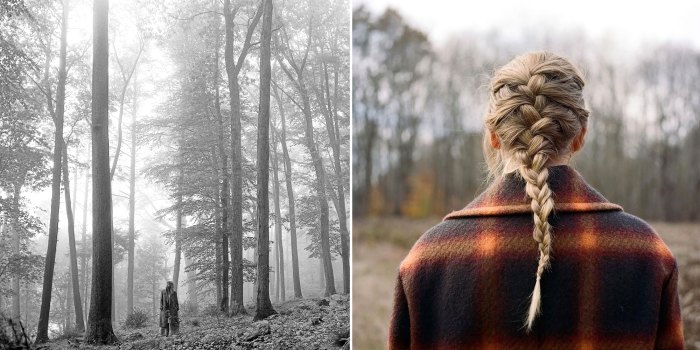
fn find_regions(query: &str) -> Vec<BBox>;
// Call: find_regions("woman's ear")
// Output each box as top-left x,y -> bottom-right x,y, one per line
489,130 -> 501,149
571,127 -> 587,152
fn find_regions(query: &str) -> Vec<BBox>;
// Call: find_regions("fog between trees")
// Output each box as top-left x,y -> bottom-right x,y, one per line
0,0 -> 349,344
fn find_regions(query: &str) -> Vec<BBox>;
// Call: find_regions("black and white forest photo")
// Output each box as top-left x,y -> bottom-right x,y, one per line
0,0 -> 350,348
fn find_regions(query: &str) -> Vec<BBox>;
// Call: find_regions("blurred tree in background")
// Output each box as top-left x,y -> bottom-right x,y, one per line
352,6 -> 700,221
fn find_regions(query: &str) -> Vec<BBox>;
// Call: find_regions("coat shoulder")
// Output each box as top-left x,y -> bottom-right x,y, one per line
612,211 -> 669,245
612,211 -> 659,235
398,218 -> 478,275
604,211 -> 677,273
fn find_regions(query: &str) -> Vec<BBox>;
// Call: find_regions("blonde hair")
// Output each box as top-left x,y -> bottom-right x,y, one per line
482,51 -> 589,331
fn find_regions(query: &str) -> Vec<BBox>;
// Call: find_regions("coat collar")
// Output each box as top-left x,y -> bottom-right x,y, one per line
444,165 -> 623,220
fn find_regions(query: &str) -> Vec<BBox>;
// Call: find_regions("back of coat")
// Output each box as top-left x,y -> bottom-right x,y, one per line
160,289 -> 179,313
388,166 -> 684,350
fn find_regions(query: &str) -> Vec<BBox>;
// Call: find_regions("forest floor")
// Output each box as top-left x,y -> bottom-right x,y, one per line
353,217 -> 700,350
35,295 -> 349,350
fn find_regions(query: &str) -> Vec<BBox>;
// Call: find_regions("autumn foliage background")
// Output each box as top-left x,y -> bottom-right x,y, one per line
351,5 -> 700,349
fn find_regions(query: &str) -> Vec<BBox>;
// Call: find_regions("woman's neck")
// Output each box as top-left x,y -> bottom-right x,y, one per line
501,151 -> 572,174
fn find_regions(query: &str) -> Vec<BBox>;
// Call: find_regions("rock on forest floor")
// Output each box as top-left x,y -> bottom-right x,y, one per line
39,295 -> 349,350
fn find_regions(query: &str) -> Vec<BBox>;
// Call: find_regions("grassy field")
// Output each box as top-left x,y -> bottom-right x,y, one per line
352,217 -> 700,350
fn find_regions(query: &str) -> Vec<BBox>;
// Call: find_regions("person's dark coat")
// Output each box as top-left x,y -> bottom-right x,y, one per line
159,288 -> 179,328
388,165 -> 684,349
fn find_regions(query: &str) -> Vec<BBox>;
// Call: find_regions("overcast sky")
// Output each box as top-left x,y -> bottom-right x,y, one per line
354,0 -> 700,49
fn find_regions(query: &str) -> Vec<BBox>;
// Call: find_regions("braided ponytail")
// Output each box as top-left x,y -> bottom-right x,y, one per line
483,52 -> 589,331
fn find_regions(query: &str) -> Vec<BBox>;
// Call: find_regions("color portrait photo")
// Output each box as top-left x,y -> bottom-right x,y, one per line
352,0 -> 699,349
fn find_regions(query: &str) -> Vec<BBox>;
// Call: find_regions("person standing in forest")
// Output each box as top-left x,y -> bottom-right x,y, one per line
159,281 -> 179,337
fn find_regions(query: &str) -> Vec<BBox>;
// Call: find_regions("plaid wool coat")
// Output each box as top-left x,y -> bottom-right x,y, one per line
389,165 -> 684,350
159,289 -> 179,328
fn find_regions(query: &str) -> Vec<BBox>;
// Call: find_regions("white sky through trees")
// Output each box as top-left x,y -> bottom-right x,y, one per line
355,0 -> 700,50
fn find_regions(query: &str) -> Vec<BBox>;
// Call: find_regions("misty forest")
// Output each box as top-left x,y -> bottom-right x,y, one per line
0,0 -> 350,348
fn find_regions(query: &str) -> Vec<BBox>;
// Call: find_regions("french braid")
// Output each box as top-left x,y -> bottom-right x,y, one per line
483,52 -> 589,331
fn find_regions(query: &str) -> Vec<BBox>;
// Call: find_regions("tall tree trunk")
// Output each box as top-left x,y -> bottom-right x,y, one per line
220,167 -> 229,313
223,0 -> 242,316
185,254 -> 197,313
271,135 -> 280,303
63,143 -> 85,332
215,220 -> 222,305
277,22 -> 336,297
272,86 -> 302,298
85,0 -> 117,343
253,0 -> 276,321
302,86 -> 335,296
216,95 -> 229,315
210,21 -> 231,312
319,257 -> 325,292
109,39 -> 143,180
110,262 -> 115,323
210,147 -> 226,310
36,1 -> 68,341
361,118 -> 376,216
218,128 -> 230,315
272,128 -> 285,302
81,159 -> 90,324
210,150 -> 223,306
317,57 -> 349,294
72,165 -> 78,213
126,75 -> 137,314
24,285 -> 30,329
109,41 -> 144,318
273,233 -> 278,302
11,185 -> 22,321
252,205 -> 258,297
173,168 -> 183,289
223,0 -> 261,315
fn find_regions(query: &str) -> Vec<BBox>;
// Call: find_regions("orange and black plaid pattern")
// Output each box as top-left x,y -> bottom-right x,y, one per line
388,165 -> 684,350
